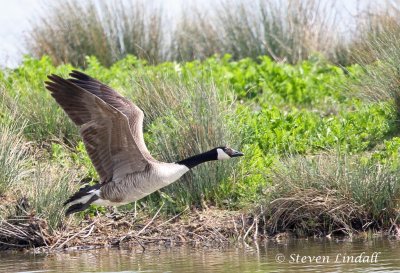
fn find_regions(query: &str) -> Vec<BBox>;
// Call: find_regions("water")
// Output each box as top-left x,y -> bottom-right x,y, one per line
1,237 -> 399,272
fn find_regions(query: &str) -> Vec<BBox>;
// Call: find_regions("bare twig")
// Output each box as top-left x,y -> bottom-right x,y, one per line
243,218 -> 256,241
136,203 -> 164,236
79,225 -> 95,239
52,219 -> 99,250
157,207 -> 188,228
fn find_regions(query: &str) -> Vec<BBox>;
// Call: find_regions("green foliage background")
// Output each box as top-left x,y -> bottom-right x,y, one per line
1,54 -> 399,232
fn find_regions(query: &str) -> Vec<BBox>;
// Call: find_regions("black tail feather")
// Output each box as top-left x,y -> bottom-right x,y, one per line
65,194 -> 99,216
64,183 -> 101,215
64,183 -> 100,206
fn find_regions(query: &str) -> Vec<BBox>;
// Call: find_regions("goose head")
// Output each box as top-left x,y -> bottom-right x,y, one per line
215,146 -> 244,160
176,146 -> 243,169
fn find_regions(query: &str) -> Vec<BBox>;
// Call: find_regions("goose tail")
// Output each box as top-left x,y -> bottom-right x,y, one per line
64,184 -> 101,215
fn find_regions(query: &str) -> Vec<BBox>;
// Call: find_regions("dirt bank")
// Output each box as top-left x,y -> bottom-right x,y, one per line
1,208 -> 266,252
1,205 -> 399,253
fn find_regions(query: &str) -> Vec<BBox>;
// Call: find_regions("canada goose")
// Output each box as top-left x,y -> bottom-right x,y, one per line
45,71 -> 243,215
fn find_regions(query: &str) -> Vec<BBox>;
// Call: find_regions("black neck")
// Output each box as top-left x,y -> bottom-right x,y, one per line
177,150 -> 217,169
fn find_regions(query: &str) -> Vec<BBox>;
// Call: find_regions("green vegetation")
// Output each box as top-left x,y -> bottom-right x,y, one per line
1,53 -> 399,240
4,0 -> 400,240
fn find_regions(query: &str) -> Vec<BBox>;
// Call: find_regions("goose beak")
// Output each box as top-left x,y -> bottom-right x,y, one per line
231,150 -> 244,158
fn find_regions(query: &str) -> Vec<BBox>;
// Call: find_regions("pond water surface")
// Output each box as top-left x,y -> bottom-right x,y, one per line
1,237 -> 399,272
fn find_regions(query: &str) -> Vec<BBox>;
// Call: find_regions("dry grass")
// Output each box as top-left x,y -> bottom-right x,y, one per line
27,0 -> 164,67
0,121 -> 30,195
169,0 -> 343,64
348,2 -> 400,64
26,0 -> 350,65
349,4 -> 400,119
169,7 -> 221,61
216,0 -> 341,63
0,215 -> 50,250
257,155 -> 400,236
264,188 -> 366,236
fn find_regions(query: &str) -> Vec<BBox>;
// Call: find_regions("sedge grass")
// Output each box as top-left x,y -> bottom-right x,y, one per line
0,122 -> 30,195
27,0 -> 164,67
349,6 -> 400,120
26,0 -> 350,65
26,163 -> 79,230
258,154 -> 400,236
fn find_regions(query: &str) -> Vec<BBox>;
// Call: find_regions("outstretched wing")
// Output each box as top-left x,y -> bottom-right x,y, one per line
45,75 -> 150,183
68,70 -> 154,161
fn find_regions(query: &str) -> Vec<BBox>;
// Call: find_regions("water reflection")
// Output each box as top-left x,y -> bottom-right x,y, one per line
1,237 -> 399,273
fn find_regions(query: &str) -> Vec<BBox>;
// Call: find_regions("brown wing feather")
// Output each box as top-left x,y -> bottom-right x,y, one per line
68,70 -> 154,161
45,74 -> 149,183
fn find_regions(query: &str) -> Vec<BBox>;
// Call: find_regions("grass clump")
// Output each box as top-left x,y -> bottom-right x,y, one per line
215,0 -> 341,64
0,122 -> 29,195
257,155 -> 400,236
27,0 -> 164,67
353,31 -> 400,121
26,163 -> 79,229
25,0 -> 349,66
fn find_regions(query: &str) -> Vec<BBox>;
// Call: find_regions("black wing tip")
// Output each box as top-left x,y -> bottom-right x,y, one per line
46,71 -> 88,83
46,74 -> 71,86
46,73 -> 86,91
69,70 -> 92,81
46,74 -> 60,82
65,203 -> 85,216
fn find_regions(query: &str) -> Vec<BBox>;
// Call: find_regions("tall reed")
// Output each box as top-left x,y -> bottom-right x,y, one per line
26,0 -> 348,66
170,0 -> 342,64
350,4 -> 400,119
27,0 -> 164,67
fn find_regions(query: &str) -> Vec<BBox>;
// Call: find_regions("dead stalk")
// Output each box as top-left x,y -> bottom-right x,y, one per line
157,207 -> 188,228
137,203 -> 164,236
243,218 -> 256,241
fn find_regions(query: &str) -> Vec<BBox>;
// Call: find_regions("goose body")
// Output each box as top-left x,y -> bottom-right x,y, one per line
45,71 -> 243,215
95,162 -> 189,206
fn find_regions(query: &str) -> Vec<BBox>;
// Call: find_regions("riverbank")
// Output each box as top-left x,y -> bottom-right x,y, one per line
0,207 -> 245,252
1,204 -> 399,253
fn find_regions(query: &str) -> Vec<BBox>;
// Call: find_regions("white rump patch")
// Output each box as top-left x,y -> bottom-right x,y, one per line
217,148 -> 230,160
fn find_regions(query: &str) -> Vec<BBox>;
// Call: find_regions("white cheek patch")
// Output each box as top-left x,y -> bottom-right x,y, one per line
217,148 -> 231,160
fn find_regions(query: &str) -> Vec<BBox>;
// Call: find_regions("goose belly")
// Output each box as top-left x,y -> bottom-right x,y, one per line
124,173 -> 166,202
100,164 -> 189,204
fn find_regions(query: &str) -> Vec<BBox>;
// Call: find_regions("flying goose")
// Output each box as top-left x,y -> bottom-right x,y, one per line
45,71 -> 243,215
